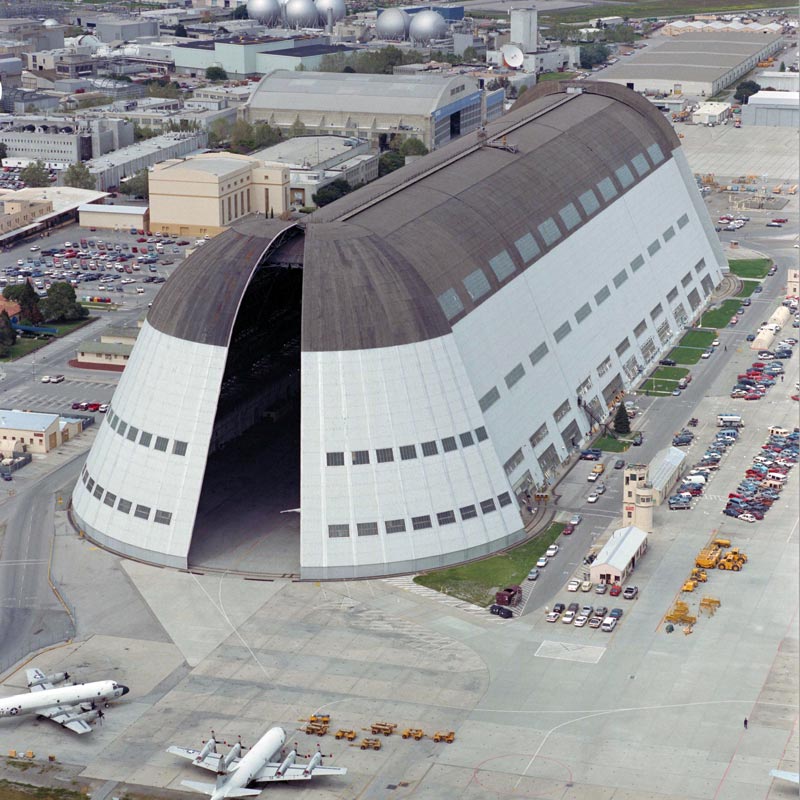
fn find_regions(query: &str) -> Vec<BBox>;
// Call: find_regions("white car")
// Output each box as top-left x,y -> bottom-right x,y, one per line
545,544 -> 559,557
561,610 -> 576,624
601,617 -> 618,632
98,404 -> 109,413
573,614 -> 589,627
595,483 -> 606,495
738,512 -> 757,523
536,556 -> 548,568
50,374 -> 64,383
567,579 -> 581,592
581,581 -> 593,592
545,611 -> 560,623
587,492 -> 598,503
40,375 -> 51,383
700,351 -> 711,359
712,339 -> 720,346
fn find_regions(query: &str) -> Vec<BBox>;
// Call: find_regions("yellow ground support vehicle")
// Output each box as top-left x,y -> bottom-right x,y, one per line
359,738 -> 381,750
432,731 -> 455,743
335,729 -> 357,741
696,547 -> 722,569
370,722 -> 397,736
401,729 -> 425,740
304,721 -> 329,736
681,580 -> 697,593
690,568 -> 708,582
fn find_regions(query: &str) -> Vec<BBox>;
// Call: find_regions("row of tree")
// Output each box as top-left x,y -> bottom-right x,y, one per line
3,281 -> 87,327
14,160 -> 95,189
318,45 -> 464,75
207,118 -> 286,152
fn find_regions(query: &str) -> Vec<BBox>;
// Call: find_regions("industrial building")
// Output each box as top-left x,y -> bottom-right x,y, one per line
597,33 -> 784,96
72,81 -> 727,579
589,525 -> 649,586
0,410 -> 84,456
77,204 -> 149,231
741,90 -> 800,127
244,69 -> 483,151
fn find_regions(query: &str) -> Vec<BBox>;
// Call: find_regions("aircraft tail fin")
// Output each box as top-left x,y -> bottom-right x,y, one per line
180,781 -> 217,796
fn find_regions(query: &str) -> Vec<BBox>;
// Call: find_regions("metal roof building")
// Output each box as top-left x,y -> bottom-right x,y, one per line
590,525 -> 649,586
596,33 -> 784,97
741,90 -> 800,128
72,81 -> 727,579
244,69 -> 484,151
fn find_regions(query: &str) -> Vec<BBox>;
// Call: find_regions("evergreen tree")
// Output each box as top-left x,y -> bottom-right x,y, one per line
613,403 -> 631,434
0,310 -> 16,347
40,282 -> 88,323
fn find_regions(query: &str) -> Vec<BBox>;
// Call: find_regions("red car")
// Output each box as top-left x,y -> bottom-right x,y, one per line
609,585 -> 622,597
137,237 -> 147,242
751,362 -> 765,368
562,524 -> 575,536
792,395 -> 799,401
729,317 -> 738,325
87,402 -> 101,412
772,218 -> 788,223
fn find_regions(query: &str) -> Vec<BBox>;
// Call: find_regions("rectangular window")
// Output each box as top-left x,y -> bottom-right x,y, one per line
667,287 -> 678,303
597,356 -> 612,376
559,202 -> 581,231
575,303 -> 592,324
117,498 -> 132,514
463,268 -> 491,301
479,387 -> 500,412
554,321 -> 572,343
173,440 -> 188,456
154,436 -> 168,452
134,504 -> 151,520
441,436 -> 457,452
613,269 -> 628,288
631,153 -> 650,176
615,164 -> 634,188
650,303 -> 663,321
357,522 -> 378,536
498,492 -> 512,507
514,232 -> 540,263
489,250 -> 516,282
459,431 -> 474,447
139,431 -> 152,447
87,478 -> 95,493
647,239 -> 661,257
634,320 -> 647,338
578,188 -> 600,216
597,177 -> 617,201
399,444 -> 417,460
647,142 -> 664,164
328,524 -> 350,538
385,519 -> 406,534
530,423 -> 548,447
421,440 -> 438,457
154,510 -> 172,525
109,415 -> 118,431
459,504 -> 478,520
437,288 -> 464,320
503,448 -> 524,476
480,498 -> 496,514
677,212 -> 690,229
616,337 -> 630,357
411,515 -> 432,531
663,225 -> 675,242
93,483 -> 104,499
117,421 -> 127,437
595,285 -> 611,305
376,448 -> 394,463
553,399 -> 571,423
436,510 -> 456,526
529,341 -> 549,367
504,363 -> 525,389
681,272 -> 693,288
576,376 -> 592,396
475,426 -> 488,442
630,254 -> 645,272
352,450 -> 370,465
694,257 -> 706,274
326,451 -> 345,466
538,217 -> 561,246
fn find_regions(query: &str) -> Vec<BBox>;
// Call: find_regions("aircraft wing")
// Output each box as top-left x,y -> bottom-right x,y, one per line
26,668 -> 52,692
770,769 -> 799,784
252,762 -> 347,783
167,746 -> 228,773
38,706 -> 93,734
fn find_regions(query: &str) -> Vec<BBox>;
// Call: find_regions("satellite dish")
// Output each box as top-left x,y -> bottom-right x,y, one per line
502,44 -> 524,68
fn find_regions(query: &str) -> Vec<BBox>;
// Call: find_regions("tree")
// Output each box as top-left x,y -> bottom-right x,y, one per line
462,46 -> 479,62
19,160 -> 50,188
779,61 -> 786,72
312,178 -> 353,207
232,4 -> 248,18
133,123 -> 158,141
147,80 -> 181,99
208,117 -> 233,148
0,142 -> 6,166
378,151 -> 404,177
3,282 -> 43,325
613,403 -> 631,435
119,169 -> 149,199
0,310 -> 16,348
63,162 -> 95,190
174,23 -> 188,37
252,122 -> 282,149
399,138 -> 428,157
580,42 -> 610,69
734,80 -> 761,104
287,117 -> 307,138
230,119 -> 255,153
40,282 -> 88,323
205,65 -> 228,82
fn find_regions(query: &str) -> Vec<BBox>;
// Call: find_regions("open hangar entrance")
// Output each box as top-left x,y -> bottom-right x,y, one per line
188,231 -> 304,575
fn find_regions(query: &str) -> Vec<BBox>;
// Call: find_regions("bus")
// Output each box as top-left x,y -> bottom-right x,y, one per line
717,414 -> 743,428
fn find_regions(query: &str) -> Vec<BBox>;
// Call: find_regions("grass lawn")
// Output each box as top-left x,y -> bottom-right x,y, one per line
414,522 -> 565,606
728,259 -> 771,280
538,71 -> 578,81
701,299 -> 741,330
737,280 -> 761,298
591,434 -> 630,452
541,0 -> 777,24
678,329 -> 717,349
80,302 -> 118,312
52,317 -> 96,336
667,346 -> 705,365
652,366 -> 689,381
640,377 -> 680,394
2,337 -> 49,361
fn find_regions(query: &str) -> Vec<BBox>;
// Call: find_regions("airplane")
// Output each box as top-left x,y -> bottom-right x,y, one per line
0,668 -> 129,734
168,726 -> 347,799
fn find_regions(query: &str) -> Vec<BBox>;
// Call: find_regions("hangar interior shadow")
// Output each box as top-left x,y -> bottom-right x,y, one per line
188,264 -> 304,575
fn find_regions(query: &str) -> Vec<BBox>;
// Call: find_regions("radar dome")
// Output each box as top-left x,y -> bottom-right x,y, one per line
285,0 -> 319,26
376,8 -> 410,39
315,0 -> 346,23
43,18 -> 59,27
246,0 -> 281,24
409,9 -> 446,43
77,34 -> 101,49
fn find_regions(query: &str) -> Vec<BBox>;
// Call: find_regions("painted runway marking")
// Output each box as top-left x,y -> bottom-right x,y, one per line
534,640 -> 606,664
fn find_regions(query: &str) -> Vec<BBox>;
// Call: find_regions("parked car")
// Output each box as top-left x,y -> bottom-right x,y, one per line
614,459 -> 625,470
569,513 -> 583,526
562,524 -> 575,536
536,556 -> 548,568
490,604 -> 513,619
609,585 -> 622,597
567,579 -> 581,592
632,432 -> 643,446
609,608 -> 624,619
622,586 -> 639,599
545,611 -> 560,622
601,617 -> 617,632
546,544 -> 559,557
587,492 -> 599,503
527,568 -> 540,581
594,583 -> 608,595
580,580 -> 593,592
562,610 -> 576,624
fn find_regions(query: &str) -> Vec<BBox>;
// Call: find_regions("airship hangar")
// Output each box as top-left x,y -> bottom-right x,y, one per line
72,81 -> 727,580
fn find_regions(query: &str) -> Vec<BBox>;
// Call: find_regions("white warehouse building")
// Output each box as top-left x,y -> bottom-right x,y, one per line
72,81 -> 727,579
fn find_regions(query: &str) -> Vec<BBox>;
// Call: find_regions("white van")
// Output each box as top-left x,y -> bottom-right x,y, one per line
717,414 -> 743,427
766,472 -> 787,483
683,474 -> 707,485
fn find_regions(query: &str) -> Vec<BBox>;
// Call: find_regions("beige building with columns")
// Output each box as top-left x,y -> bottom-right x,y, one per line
148,152 -> 290,238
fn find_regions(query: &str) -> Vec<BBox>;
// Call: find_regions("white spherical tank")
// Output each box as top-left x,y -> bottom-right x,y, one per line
376,8 -> 410,39
409,9 -> 447,43
43,18 -> 59,27
246,0 -> 281,24
285,0 -> 320,27
315,0 -> 346,23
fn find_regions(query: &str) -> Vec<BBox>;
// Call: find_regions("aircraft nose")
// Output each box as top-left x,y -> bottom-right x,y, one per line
119,685 -> 130,696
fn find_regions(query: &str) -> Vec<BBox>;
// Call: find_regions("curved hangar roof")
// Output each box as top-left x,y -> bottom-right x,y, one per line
148,82 -> 679,353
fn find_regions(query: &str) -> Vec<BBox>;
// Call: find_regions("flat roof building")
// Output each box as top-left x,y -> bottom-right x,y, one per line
596,33 -> 784,97
0,409 -> 61,455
